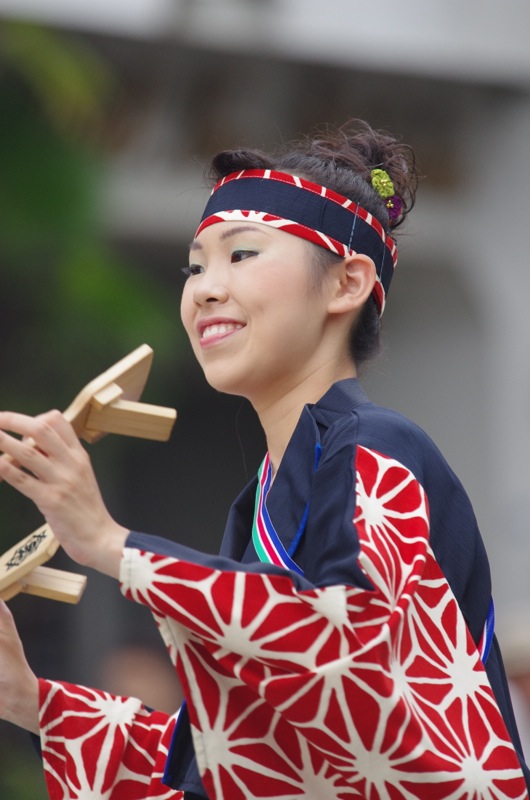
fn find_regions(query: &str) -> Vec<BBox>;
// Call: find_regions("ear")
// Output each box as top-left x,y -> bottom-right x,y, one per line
326,253 -> 376,316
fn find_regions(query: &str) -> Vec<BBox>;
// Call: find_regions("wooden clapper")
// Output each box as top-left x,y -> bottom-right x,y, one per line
0,344 -> 176,604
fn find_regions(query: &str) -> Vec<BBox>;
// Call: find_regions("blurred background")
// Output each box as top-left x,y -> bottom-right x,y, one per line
0,1 -> 530,795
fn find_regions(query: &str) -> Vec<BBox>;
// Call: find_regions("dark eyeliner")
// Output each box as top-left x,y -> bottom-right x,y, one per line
182,264 -> 202,277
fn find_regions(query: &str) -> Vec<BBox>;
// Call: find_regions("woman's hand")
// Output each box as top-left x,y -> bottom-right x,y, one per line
0,410 -> 128,578
0,599 -> 39,734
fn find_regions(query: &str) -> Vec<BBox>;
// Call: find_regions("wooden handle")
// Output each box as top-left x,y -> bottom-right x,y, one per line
85,398 -> 176,441
0,566 -> 87,604
62,344 -> 177,443
0,523 -> 61,601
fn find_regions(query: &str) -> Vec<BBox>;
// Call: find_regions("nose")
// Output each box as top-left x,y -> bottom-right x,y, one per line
192,267 -> 229,306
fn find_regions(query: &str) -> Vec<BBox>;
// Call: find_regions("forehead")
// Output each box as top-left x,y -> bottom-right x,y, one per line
190,221 -> 278,251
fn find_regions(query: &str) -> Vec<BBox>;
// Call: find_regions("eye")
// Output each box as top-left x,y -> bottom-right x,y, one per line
181,264 -> 204,277
231,249 -> 257,263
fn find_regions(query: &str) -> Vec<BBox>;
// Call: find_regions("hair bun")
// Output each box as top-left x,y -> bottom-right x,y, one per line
293,119 -> 418,230
208,119 -> 419,233
209,149 -> 273,182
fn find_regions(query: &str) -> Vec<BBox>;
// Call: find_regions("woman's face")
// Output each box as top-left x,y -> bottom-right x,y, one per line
180,221 -> 343,405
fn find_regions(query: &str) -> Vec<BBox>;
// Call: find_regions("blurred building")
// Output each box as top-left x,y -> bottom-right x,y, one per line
1,0 -> 530,694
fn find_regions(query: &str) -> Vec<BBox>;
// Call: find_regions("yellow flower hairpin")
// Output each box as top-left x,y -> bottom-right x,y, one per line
370,168 -> 403,221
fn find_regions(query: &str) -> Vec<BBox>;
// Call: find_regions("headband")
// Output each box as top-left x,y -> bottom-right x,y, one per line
196,169 -> 398,314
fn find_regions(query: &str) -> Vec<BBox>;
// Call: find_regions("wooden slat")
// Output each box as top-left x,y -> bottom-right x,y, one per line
0,524 -> 59,594
85,399 -> 176,441
20,566 -> 87,604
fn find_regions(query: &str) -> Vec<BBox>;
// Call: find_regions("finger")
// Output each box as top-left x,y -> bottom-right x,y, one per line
0,410 -> 70,462
39,409 -> 80,447
0,435 -> 41,485
0,429 -> 50,478
0,448 -> 41,500
0,411 -> 44,440
0,410 -> 83,464
0,414 -> 47,479
0,413 -> 55,490
0,598 -> 16,630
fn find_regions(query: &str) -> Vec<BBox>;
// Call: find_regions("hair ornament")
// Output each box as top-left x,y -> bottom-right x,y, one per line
370,168 -> 395,198
370,168 -> 403,221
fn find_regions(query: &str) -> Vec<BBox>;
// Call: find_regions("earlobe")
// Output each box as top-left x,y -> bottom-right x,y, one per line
327,254 -> 376,315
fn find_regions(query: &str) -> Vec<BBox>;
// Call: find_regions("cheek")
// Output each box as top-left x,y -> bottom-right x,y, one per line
179,284 -> 194,335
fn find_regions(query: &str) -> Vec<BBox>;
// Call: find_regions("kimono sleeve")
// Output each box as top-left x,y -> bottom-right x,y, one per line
38,678 -> 181,800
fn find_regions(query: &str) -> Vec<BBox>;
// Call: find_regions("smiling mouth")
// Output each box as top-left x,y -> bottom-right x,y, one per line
200,322 -> 244,341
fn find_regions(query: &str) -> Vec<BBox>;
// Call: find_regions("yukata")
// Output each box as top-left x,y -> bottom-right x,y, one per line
38,379 -> 530,799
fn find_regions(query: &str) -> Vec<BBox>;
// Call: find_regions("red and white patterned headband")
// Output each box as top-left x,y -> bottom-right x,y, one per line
196,169 -> 398,314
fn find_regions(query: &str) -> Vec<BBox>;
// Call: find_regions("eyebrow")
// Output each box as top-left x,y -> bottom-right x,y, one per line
189,225 -> 268,250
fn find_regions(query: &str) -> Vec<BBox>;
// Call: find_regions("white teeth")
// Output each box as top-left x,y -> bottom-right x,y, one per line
201,323 -> 243,340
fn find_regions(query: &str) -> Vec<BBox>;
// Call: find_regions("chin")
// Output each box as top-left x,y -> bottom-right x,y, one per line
201,366 -> 248,398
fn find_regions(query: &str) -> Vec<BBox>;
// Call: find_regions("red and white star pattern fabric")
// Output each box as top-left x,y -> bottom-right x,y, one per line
39,681 -> 179,799
38,446 -> 529,799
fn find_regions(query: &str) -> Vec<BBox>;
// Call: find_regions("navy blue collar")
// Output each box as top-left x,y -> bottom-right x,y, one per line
221,379 -> 371,564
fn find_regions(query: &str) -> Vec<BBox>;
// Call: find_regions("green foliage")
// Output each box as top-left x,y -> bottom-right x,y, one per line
0,82 -> 98,257
0,20 -> 182,412
0,25 -> 187,798
0,23 -> 183,536
0,19 -> 112,136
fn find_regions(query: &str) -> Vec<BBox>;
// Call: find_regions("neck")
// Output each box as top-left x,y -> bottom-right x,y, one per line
253,362 -> 356,477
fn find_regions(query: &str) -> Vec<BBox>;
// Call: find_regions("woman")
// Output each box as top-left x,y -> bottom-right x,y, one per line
0,121 -> 528,799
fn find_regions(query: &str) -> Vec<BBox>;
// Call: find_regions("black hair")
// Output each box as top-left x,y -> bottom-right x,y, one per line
207,119 -> 419,365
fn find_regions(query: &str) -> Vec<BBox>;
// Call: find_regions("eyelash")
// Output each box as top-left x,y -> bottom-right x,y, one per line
182,250 -> 258,277
231,249 -> 257,263
181,264 -> 203,277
